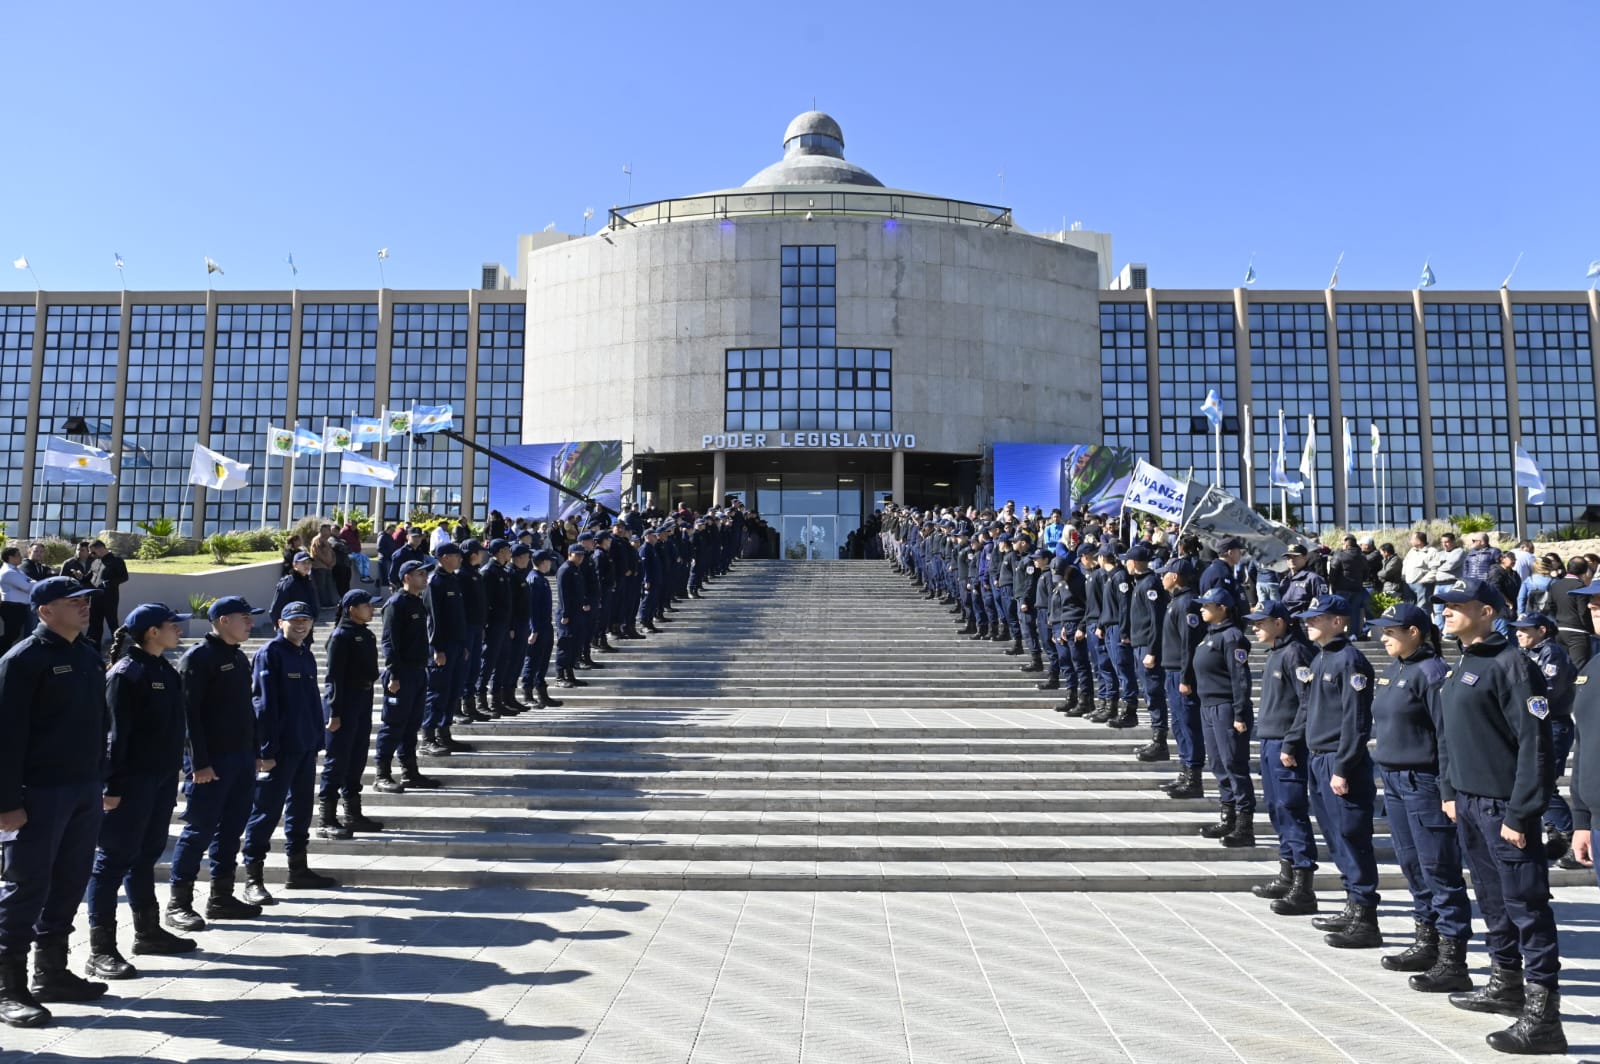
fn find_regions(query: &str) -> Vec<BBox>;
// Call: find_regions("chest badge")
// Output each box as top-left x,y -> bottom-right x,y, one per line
1577,676 -> 1590,686
1377,678 -> 1391,686
1528,696 -> 1550,720
1350,675 -> 1368,691
1461,672 -> 1479,686
1187,614 -> 1199,627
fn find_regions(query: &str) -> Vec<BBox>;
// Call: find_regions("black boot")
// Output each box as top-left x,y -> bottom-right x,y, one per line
317,798 -> 353,840
85,925 -> 137,980
970,624 -> 989,642
1485,983 -> 1566,1055
1200,802 -> 1236,839
1109,699 -> 1139,729
1035,673 -> 1059,690
1135,728 -> 1169,762
1312,896 -> 1358,932
991,625 -> 1005,643
164,880 -> 207,933
373,771 -> 405,794
0,954 -> 49,1028
556,667 -> 579,689
519,683 -> 537,706
1381,921 -> 1439,973
1066,687 -> 1095,718
1451,967 -> 1525,1016
1088,698 -> 1114,724
1410,936 -> 1472,993
206,876 -> 263,920
1324,904 -> 1381,948
1020,651 -> 1044,673
537,684 -> 562,708
1054,687 -> 1079,714
1005,636 -> 1024,656
1220,813 -> 1256,848
342,792 -> 384,833
1543,830 -> 1571,863
1164,765 -> 1204,799
242,860 -> 277,907
132,905 -> 197,955
1251,860 -> 1294,900
1271,867 -> 1318,915
284,852 -> 339,890
30,936 -> 107,1003
438,726 -> 474,753
399,765 -> 440,789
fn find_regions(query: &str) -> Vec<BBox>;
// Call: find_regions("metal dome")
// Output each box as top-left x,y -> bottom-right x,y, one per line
783,111 -> 845,152
743,111 -> 884,188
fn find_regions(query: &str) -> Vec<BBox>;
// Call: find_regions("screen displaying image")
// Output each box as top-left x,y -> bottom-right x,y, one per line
489,440 -> 623,521
993,442 -> 1134,514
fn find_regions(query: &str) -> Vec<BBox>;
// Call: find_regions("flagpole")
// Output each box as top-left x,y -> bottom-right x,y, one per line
1277,409 -> 1286,525
1307,413 -> 1318,534
1381,454 -> 1388,528
260,453 -> 270,529
316,417 -> 329,519
1213,420 -> 1222,490
375,422 -> 386,526
1243,404 -> 1253,511
1370,435 -> 1378,529
179,483 -> 191,541
405,430 -> 417,525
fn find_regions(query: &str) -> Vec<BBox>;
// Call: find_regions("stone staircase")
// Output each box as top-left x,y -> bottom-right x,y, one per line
187,559 -> 1589,893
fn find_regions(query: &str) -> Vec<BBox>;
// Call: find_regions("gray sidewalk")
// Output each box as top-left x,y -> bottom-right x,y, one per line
4,884 -> 1598,1063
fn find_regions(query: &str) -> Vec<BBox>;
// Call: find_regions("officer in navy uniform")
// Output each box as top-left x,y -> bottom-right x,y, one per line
1045,553 -> 1089,707
505,544 -> 534,703
1014,548 -> 1046,672
576,532 -> 604,668
592,529 -> 619,653
614,525 -> 645,640
1190,588 -> 1256,848
167,596 -> 267,931
477,540 -> 517,715
1509,613 -> 1578,861
317,589 -> 385,842
374,560 -> 439,794
637,529 -> 662,634
1084,544 -> 1115,715
1279,544 -> 1327,616
387,528 -> 429,589
1296,594 -> 1382,949
522,550 -> 561,705
1565,574 -> 1600,876
1201,537 -> 1245,600
1154,557 -> 1205,787
270,552 -> 320,623
555,544 -> 591,688
1125,543 -> 1169,743
1099,547 -> 1140,728
85,603 -> 197,981
1243,600 -> 1319,914
1364,602 -> 1473,992
993,534 -> 1016,646
1434,579 -> 1564,1054
0,577 -> 109,1027
241,601 -> 339,908
456,540 -> 491,722
421,543 -> 469,756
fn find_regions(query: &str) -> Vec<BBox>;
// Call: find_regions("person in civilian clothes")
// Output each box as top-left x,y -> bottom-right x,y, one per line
84,604 -> 197,980
316,590 -> 384,841
1296,594 -> 1382,949
1155,557 -> 1205,794
1509,613 -> 1579,862
555,545 -> 590,688
1244,600 -> 1320,914
1190,588 -> 1256,848
373,560 -> 439,794
240,601 -> 339,906
1365,603 -> 1473,991
521,551 -> 561,706
1434,579 -> 1564,1054
166,596 -> 266,932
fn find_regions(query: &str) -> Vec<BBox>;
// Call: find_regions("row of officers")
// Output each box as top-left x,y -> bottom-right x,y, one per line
891,513 -> 1591,1057
0,515 -> 739,1031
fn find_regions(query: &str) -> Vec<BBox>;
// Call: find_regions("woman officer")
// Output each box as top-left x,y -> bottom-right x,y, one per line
317,589 -> 385,840
1189,587 -> 1256,848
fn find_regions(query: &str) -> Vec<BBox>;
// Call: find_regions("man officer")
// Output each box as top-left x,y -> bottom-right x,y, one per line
421,543 -> 469,757
374,560 -> 439,794
555,544 -> 591,689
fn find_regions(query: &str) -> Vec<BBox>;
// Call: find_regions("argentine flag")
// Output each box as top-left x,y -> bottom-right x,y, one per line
1515,443 -> 1547,505
339,454 -> 400,489
1199,389 -> 1223,430
189,443 -> 250,491
41,436 -> 115,486
413,404 -> 453,434
292,425 -> 323,457
351,416 -> 383,449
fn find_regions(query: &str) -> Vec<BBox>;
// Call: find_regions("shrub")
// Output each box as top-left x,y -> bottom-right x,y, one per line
289,516 -> 327,547
135,535 -> 175,560
205,531 -> 249,564
188,593 -> 216,616
1368,591 -> 1401,616
1449,512 -> 1497,535
330,508 -> 375,538
1545,523 -> 1593,543
136,516 -> 177,538
238,527 -> 282,552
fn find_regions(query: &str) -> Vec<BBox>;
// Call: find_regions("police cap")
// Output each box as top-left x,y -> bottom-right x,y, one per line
339,589 -> 386,611
208,596 -> 265,621
1242,601 -> 1293,623
487,538 -> 511,554
397,559 -> 436,578
279,601 -> 316,621
123,602 -> 190,631
533,549 -> 559,564
1369,602 -> 1434,631
1433,579 -> 1506,614
1299,593 -> 1352,618
434,542 -> 463,558
1195,587 -> 1235,609
30,576 -> 99,607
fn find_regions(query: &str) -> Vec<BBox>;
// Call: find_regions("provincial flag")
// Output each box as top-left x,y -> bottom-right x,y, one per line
327,425 -> 353,453
41,436 -> 115,485
188,443 -> 250,491
266,425 -> 295,459
383,408 -> 412,438
205,256 -> 224,275
1370,423 -> 1381,460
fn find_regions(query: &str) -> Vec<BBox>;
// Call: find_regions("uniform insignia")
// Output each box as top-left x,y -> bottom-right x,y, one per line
1398,680 -> 1406,688
220,663 -> 234,671
151,682 -> 165,690
52,665 -> 72,675
1528,696 -> 1550,720
1233,648 -> 1248,664
1377,678 -> 1391,686
1146,589 -> 1158,600
1272,670 -> 1281,679
287,672 -> 301,679
1295,667 -> 1313,683
1350,675 -> 1368,691
1461,672 -> 1479,686
1119,583 -> 1129,593
1323,674 -> 1333,682
1186,614 -> 1199,627
1543,663 -> 1558,678
1577,676 -> 1590,686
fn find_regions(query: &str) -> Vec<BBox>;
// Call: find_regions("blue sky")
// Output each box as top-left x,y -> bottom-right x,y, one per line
2,1 -> 1595,293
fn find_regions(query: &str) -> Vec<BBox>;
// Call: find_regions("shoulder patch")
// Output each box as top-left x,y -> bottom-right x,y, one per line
1461,672 -> 1479,686
1233,648 -> 1248,664
1350,674 -> 1368,691
220,663 -> 234,671
1528,696 -> 1550,720
1543,663 -> 1558,678
1118,582 -> 1129,593
1146,589 -> 1158,600
1186,614 -> 1199,627
1294,666 -> 1314,684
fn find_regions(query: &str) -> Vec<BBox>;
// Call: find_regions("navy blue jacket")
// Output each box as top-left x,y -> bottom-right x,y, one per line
179,633 -> 257,771
508,562 -> 532,628
1192,622 -> 1253,723
1524,637 -> 1576,720
0,625 -> 108,810
1297,636 -> 1376,777
269,572 -> 319,623
1159,586 -> 1203,673
104,646 -> 187,796
1372,650 -> 1449,772
388,543 -> 429,588
1103,569 -> 1134,631
425,568 -> 466,649
1256,632 -> 1317,745
556,561 -> 587,637
528,569 -> 554,633
1127,569 -> 1168,652
480,559 -> 512,627
1567,655 -> 1600,829
1435,633 -> 1551,834
251,634 -> 323,760
459,563 -> 487,629
323,620 -> 379,724
1200,557 -> 1240,601
381,592 -> 431,669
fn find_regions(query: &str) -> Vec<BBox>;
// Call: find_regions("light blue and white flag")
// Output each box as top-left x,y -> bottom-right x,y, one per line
1199,389 -> 1223,430
339,454 -> 399,489
1587,260 -> 1600,281
351,416 -> 383,449
413,404 -> 453,433
1342,418 -> 1355,476
1420,261 -> 1436,289
1271,416 -> 1303,497
1515,443 -> 1547,505
1243,263 -> 1256,286
40,436 -> 115,485
286,253 -> 298,278
292,425 -> 323,457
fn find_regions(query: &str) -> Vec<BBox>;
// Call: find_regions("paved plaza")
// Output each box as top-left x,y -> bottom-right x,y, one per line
2,884 -> 1598,1063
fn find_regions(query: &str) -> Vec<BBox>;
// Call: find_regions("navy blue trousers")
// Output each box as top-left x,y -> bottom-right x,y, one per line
424,643 -> 467,732
243,746 -> 317,862
479,624 -> 509,693
170,750 -> 256,885
1379,767 -> 1471,939
1018,605 -> 1040,652
1544,717 -> 1575,834
1089,629 -> 1116,700
86,771 -> 178,923
1104,625 -> 1137,702
319,693 -> 373,802
0,782 -> 102,956
1135,647 -> 1167,728
522,626 -> 554,686
1457,793 -> 1560,987
1309,750 -> 1379,905
375,664 -> 426,772
1259,739 -> 1316,868
1166,672 -> 1203,769
459,629 -> 485,698
1200,703 -> 1254,814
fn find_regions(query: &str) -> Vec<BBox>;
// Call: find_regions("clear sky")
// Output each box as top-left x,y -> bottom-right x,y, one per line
2,1 -> 1595,293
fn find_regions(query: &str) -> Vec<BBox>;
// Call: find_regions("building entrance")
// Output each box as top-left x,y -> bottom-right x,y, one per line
780,514 -> 838,560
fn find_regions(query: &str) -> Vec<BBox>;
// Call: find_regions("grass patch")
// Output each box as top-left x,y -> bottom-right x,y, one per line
125,550 -> 282,575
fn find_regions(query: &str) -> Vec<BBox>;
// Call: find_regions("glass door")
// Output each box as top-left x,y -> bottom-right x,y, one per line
781,514 -> 837,559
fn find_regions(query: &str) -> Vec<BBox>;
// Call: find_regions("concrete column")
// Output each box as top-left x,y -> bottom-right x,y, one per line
712,449 -> 727,506
891,449 -> 905,505
18,293 -> 47,539
1411,291 -> 1437,521
105,292 -> 132,530
1324,290 -> 1347,529
1500,290 -> 1525,540
192,291 -> 219,540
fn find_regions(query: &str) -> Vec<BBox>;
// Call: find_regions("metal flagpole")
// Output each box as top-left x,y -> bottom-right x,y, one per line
178,483 -> 191,540
1370,437 -> 1378,529
259,454 -> 270,529
1277,408 -> 1287,525
1307,413 -> 1318,534
1243,404 -> 1253,510
1214,421 -> 1222,489
316,417 -> 329,518
375,427 -> 386,526
405,431 -> 417,525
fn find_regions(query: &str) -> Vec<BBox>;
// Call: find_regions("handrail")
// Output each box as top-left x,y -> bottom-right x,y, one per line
607,190 -> 1013,232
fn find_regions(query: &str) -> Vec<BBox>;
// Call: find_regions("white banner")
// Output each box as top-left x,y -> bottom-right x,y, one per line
1123,458 -> 1189,523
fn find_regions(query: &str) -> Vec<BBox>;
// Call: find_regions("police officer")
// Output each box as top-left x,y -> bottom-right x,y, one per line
374,560 -> 439,793
1201,537 -> 1245,600
1565,574 -> 1600,875
421,543 -> 469,757
592,529 -> 619,654
387,527 -> 430,589
1045,553 -> 1088,706
1279,544 -> 1327,616
1153,557 -> 1204,782
1243,600 -> 1319,914
637,528 -> 662,634
456,540 -> 491,722
1125,543 -> 1169,743
993,534 -> 1016,647
1190,588 -> 1255,848
241,601 -> 339,906
1098,547 -> 1140,728
555,544 -> 590,688
1083,544 -> 1115,716
503,544 -> 534,707
1509,613 -> 1578,861
0,577 -> 108,1027
168,596 -> 266,931
85,603 -> 197,981
270,552 -> 319,623
317,589 -> 384,841
1014,548 -> 1046,672
1298,594 -> 1381,949
522,550 -> 561,705
1434,579 -> 1564,1053
478,539 -> 517,715
1364,602 -> 1473,991
1007,531 -> 1035,656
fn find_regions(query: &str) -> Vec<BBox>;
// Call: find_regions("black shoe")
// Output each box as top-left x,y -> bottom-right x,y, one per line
1381,921 -> 1439,973
85,925 -> 137,980
164,881 -> 207,933
0,956 -> 49,1028
1324,904 -> 1381,949
536,684 -> 562,708
1410,937 -> 1473,993
373,775 -> 406,794
284,852 -> 339,890
399,769 -> 441,790
1543,830 -> 1571,864
1088,700 -> 1114,724
1451,968 -> 1525,1017
1485,984 -> 1566,1055
1312,896 -> 1358,932
1036,676 -> 1060,691
1252,860 -> 1293,900
1200,802 -> 1236,839
341,793 -> 384,833
1271,868 -> 1318,916
1020,652 -> 1044,673
242,861 -> 277,907
1135,729 -> 1169,762
205,882 -> 264,921
420,740 -> 453,758
1005,641 -> 1024,656
1164,766 -> 1204,800
131,906 -> 197,956
317,799 -> 354,840
30,937 -> 107,1003
1557,847 -> 1585,871
1066,689 -> 1096,718
1109,701 -> 1138,728
1220,816 -> 1256,848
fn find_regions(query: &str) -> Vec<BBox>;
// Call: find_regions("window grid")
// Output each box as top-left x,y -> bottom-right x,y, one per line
0,306 -> 36,525
1248,303 -> 1332,527
1157,303 -> 1240,497
1336,304 -> 1424,526
1425,303 -> 1512,526
389,303 -> 468,520
40,305 -> 120,534
295,304 -> 378,517
1513,303 -> 1599,530
473,303 -> 525,511
119,304 -> 205,527
1099,303 -> 1149,455
208,304 -> 292,529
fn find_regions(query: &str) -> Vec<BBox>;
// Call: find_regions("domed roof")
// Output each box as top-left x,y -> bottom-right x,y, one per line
743,111 -> 884,188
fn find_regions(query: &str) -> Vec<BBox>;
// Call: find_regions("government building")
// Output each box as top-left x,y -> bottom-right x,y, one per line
3,111 -> 1597,551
